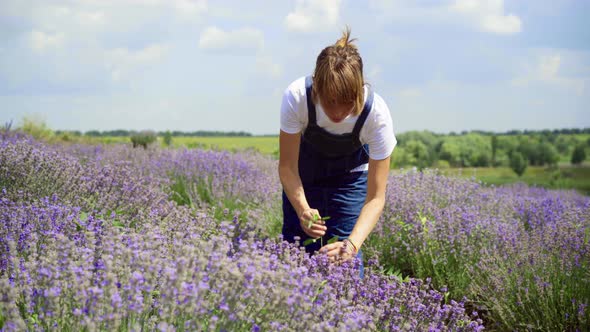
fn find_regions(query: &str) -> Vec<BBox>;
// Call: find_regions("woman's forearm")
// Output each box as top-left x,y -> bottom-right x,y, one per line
279,165 -> 310,218
348,196 -> 385,249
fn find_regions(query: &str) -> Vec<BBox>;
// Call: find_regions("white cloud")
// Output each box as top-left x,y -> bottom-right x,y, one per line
198,26 -> 264,53
397,87 -> 422,98
285,0 -> 342,33
52,6 -> 106,26
29,30 -> 65,53
6,0 -> 207,37
539,55 -> 560,80
450,0 -> 522,34
367,65 -> 382,81
104,44 -> 169,81
173,0 -> 207,13
64,0 -> 207,14
78,11 -> 106,25
481,13 -> 521,35
3,0 -> 206,87
511,54 -> 585,95
256,55 -> 283,79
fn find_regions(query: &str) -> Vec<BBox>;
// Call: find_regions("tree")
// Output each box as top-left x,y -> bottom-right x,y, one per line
474,152 -> 491,167
517,139 -> 539,165
510,152 -> 527,177
555,135 -> 571,154
85,130 -> 101,137
391,146 -> 411,168
405,140 -> 431,170
130,131 -> 157,149
537,142 -> 559,166
491,135 -> 498,166
439,141 -> 462,167
19,115 -> 53,140
396,130 -> 440,167
571,145 -> 586,165
163,130 -> 173,147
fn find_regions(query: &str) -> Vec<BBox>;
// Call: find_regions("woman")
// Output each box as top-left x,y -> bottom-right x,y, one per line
279,27 -> 396,275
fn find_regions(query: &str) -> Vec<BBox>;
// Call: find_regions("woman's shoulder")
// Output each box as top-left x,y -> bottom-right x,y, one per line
361,91 -> 397,158
368,91 -> 392,119
281,76 -> 309,111
284,76 -> 308,97
362,91 -> 394,136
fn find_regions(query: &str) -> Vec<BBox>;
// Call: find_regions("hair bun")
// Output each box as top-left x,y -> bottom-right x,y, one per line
335,25 -> 357,49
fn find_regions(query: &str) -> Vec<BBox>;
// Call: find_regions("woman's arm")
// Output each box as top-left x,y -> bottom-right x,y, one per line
320,155 -> 390,261
278,130 -> 327,238
348,155 -> 391,250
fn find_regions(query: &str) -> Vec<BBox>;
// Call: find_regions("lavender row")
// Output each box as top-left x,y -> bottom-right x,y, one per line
0,136 -> 482,330
0,136 -> 281,235
0,194 -> 482,331
366,170 -> 590,330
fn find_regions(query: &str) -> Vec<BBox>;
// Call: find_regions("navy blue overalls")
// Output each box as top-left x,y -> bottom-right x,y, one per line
282,76 -> 374,278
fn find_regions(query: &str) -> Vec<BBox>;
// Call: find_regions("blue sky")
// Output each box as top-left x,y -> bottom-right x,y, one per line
1,0 -> 589,135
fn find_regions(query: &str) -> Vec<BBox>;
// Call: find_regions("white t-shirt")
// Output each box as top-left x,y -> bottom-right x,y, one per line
280,76 -> 397,161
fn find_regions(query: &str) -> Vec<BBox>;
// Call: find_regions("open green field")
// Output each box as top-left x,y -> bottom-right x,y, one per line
92,135 -> 280,155
173,136 -> 279,155
437,164 -> 590,195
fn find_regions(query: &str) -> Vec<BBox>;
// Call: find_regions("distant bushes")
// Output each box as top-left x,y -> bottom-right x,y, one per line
392,130 -> 587,174
509,151 -> 527,177
84,129 -> 253,137
130,131 -> 157,149
162,130 -> 173,146
18,115 -> 53,140
572,144 -> 587,165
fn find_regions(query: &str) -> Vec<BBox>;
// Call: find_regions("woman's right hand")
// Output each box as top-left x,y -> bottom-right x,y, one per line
299,208 -> 327,238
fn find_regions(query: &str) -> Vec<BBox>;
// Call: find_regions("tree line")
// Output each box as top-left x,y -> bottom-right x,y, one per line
449,128 -> 590,136
55,128 -> 589,137
392,130 -> 589,175
54,129 -> 253,137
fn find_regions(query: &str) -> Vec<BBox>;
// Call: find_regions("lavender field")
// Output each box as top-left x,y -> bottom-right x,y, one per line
0,133 -> 588,331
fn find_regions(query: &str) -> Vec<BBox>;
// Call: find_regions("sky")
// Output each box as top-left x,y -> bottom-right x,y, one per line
1,0 -> 589,135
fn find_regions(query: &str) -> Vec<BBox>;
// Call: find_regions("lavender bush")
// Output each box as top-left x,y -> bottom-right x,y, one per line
0,136 -> 483,331
3,133 -> 588,330
365,170 -> 589,330
59,141 -> 282,237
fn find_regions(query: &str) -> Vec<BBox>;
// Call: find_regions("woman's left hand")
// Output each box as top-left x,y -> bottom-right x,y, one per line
319,241 -> 355,263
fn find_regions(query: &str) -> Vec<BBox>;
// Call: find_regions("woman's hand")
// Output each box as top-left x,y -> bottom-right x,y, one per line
298,208 -> 327,238
319,239 -> 357,263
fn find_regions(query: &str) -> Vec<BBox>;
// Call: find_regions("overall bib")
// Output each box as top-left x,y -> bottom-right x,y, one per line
282,76 -> 374,278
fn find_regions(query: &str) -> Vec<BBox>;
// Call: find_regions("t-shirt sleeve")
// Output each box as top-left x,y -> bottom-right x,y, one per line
280,88 -> 303,134
364,94 -> 397,160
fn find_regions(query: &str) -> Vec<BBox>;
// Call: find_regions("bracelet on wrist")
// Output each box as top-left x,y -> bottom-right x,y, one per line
348,238 -> 359,252
343,239 -> 358,255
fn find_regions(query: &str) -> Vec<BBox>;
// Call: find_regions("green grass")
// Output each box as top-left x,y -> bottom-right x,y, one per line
172,136 -> 279,155
90,136 -> 278,155
436,164 -> 590,195
72,135 -> 280,155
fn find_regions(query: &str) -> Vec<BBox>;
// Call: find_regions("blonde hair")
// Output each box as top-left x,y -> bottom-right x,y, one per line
313,26 -> 364,116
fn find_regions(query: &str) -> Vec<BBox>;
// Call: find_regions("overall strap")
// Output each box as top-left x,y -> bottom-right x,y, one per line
305,76 -> 317,126
352,88 -> 374,138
